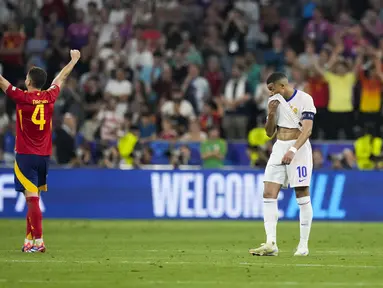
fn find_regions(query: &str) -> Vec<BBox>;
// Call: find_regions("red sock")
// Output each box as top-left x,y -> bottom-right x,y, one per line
26,197 -> 43,239
26,209 -> 33,240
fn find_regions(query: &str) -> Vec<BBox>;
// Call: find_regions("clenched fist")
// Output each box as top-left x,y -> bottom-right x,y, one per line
70,50 -> 81,61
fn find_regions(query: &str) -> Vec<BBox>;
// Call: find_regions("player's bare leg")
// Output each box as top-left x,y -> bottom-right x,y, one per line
249,182 -> 281,256
25,191 -> 45,253
294,186 -> 312,256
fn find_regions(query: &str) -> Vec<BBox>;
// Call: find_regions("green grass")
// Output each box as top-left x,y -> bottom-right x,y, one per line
0,220 -> 383,288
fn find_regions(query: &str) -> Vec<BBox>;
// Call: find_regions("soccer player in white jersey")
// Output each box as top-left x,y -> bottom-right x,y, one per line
249,72 -> 316,256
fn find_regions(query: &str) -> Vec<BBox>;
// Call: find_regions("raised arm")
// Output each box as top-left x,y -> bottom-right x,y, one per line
0,74 -> 11,93
352,47 -> 364,74
52,50 -> 81,87
374,50 -> 383,82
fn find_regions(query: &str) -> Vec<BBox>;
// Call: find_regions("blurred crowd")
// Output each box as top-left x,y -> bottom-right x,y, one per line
1,0 -> 383,169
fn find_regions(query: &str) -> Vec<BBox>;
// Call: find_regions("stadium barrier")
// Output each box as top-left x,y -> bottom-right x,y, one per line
0,168 -> 381,221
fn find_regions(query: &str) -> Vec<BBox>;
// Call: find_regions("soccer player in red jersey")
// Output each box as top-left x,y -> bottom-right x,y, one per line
0,50 -> 81,253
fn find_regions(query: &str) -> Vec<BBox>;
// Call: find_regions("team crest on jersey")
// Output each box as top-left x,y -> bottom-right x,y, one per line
289,105 -> 298,114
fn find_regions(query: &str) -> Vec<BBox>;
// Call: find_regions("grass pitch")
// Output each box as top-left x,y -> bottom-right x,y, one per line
0,220 -> 383,288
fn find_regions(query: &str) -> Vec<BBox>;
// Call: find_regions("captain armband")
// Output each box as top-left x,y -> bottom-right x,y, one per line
301,112 -> 315,120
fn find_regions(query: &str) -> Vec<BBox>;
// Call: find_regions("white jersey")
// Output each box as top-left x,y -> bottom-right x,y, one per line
265,89 -> 316,188
269,89 -> 316,129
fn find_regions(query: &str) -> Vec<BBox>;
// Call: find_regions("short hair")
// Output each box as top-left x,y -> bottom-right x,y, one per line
266,72 -> 287,85
28,67 -> 47,89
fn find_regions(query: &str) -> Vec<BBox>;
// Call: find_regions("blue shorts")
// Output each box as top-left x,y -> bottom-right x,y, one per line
14,154 -> 50,193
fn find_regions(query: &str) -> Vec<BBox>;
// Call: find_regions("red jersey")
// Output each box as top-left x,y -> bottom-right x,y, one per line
6,84 -> 60,156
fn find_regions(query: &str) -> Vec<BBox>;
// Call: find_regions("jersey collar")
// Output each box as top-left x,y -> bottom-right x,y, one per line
286,89 -> 297,102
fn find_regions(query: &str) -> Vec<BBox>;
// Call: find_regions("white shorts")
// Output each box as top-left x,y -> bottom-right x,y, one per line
264,139 -> 313,188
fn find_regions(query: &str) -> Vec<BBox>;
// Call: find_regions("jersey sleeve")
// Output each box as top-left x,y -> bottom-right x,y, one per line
302,94 -> 317,120
5,85 -> 26,103
43,84 -> 61,102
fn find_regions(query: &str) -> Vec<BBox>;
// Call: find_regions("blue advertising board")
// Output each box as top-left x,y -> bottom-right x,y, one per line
0,169 -> 381,221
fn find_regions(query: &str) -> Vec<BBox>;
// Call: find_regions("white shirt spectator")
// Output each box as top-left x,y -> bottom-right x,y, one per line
97,109 -> 123,141
191,77 -> 210,113
74,0 -> 103,11
105,79 -> 132,118
129,50 -> 153,69
161,100 -> 196,120
254,83 -> 269,111
109,9 -> 126,25
98,24 -> 117,48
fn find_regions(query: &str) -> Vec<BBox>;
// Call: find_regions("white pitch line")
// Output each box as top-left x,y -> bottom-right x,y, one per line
2,259 -> 382,269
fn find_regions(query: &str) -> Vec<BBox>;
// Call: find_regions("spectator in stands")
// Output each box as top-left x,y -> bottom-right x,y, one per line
305,7 -> 333,52
76,141 -> 92,166
25,25 -> 48,70
46,25 -> 69,84
171,50 -> 188,86
291,67 -> 306,91
199,100 -> 223,134
118,125 -> 140,166
222,8 -> 248,74
298,41 -> 318,70
129,39 -> 153,72
245,52 -> 262,94
254,66 -> 274,121
96,98 -> 123,142
260,5 -> 291,49
159,117 -> 178,140
161,87 -> 195,121
152,64 -> 173,103
263,33 -> 285,73
222,64 -> 251,140
105,67 -> 132,118
79,59 -> 105,89
83,76 -> 103,120
54,113 -> 78,166
181,120 -> 207,142
182,63 -> 210,115
101,146 -> 119,168
247,125 -> 271,168
67,9 -> 91,50
139,113 -> 156,144
361,10 -> 383,43
0,20 -> 25,84
201,126 -> 227,169
201,25 -> 226,60
313,44 -> 362,139
358,49 -> 383,136
136,146 -> 154,166
55,76 -> 84,122
170,144 -> 194,168
1,121 -> 16,167
354,125 -> 382,170
313,149 -> 324,169
204,56 -> 224,98
331,149 -> 356,170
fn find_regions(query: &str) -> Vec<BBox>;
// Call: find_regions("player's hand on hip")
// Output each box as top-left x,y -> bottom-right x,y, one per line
282,150 -> 295,165
70,49 -> 81,61
268,100 -> 279,113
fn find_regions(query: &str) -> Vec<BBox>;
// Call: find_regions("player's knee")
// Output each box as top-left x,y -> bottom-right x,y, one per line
295,186 -> 310,198
25,190 -> 39,198
263,182 -> 280,199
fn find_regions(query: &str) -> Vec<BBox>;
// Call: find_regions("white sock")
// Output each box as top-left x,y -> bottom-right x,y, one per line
297,196 -> 313,248
35,238 -> 44,246
24,239 -> 33,245
263,198 -> 278,245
